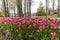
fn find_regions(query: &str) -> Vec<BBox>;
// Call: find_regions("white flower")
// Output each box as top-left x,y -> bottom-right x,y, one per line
37,30 -> 40,32
58,26 -> 60,29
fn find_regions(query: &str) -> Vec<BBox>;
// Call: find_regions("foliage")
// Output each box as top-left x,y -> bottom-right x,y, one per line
36,2 -> 46,16
0,12 -> 4,16
0,17 -> 60,40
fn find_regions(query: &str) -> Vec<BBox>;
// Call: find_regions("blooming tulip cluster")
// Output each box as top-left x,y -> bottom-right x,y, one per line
0,17 -> 60,40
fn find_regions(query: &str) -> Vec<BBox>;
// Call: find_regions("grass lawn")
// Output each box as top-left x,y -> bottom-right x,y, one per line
32,14 -> 60,19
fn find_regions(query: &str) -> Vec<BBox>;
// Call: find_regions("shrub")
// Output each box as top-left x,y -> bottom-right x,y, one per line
36,2 -> 46,16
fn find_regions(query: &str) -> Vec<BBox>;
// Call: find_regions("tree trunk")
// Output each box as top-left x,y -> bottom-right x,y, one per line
16,0 -> 23,17
29,0 -> 31,17
27,0 -> 31,17
14,7 -> 16,17
3,0 -> 7,17
27,0 -> 29,17
52,0 -> 54,14
58,0 -> 60,16
6,0 -> 9,17
24,0 -> 27,17
46,0 -> 49,15
3,0 -> 9,17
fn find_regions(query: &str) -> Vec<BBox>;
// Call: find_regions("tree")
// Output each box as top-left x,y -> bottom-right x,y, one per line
24,0 -> 27,17
6,0 -> 9,17
3,0 -> 9,17
9,0 -> 16,17
58,0 -> 60,16
36,2 -> 46,16
3,0 -> 7,17
28,0 -> 31,17
16,0 -> 23,17
27,0 -> 31,17
46,0 -> 49,14
27,0 -> 29,17
52,0 -> 55,14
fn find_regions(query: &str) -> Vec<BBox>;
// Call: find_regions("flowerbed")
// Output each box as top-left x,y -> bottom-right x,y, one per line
0,17 -> 60,40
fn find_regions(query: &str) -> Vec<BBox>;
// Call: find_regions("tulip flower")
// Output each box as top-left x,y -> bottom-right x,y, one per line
17,24 -> 22,28
39,25 -> 45,31
51,32 -> 57,38
33,23 -> 37,28
50,23 -> 56,29
28,25 -> 33,29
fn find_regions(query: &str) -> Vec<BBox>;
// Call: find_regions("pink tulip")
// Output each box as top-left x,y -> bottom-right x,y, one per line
58,20 -> 60,23
37,20 -> 41,24
28,25 -> 33,29
51,20 -> 56,24
50,23 -> 56,29
51,32 -> 57,38
44,18 -> 48,23
33,23 -> 37,28
47,18 -> 49,20
49,18 -> 53,21
31,18 -> 35,21
26,17 -> 29,20
16,22 -> 21,25
39,25 -> 45,31
22,20 -> 27,25
17,24 -> 22,28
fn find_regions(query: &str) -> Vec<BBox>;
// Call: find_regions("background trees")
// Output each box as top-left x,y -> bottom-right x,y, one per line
1,0 -> 60,17
36,2 -> 46,16
52,0 -> 55,14
58,0 -> 60,16
3,0 -> 9,17
2,0 -> 32,17
46,0 -> 49,15
16,0 -> 23,17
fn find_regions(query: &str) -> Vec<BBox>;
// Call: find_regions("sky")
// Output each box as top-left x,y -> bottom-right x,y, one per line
0,0 -> 58,14
31,0 -> 44,13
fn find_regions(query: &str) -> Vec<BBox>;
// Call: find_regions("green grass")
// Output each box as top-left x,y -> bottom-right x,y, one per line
47,14 -> 58,18
32,14 -> 60,19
